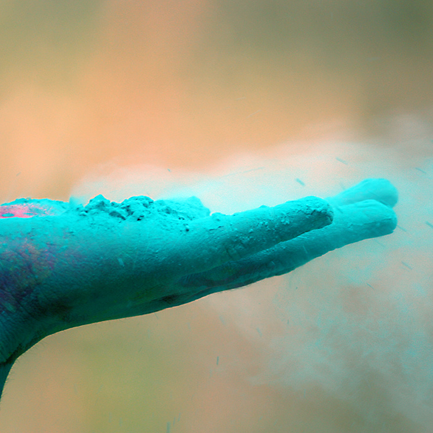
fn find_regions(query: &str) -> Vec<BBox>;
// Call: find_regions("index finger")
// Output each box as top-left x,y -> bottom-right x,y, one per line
174,196 -> 333,277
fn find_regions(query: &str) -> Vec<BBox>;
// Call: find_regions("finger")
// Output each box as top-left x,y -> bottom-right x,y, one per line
177,199 -> 397,301
175,196 -> 333,276
326,178 -> 398,208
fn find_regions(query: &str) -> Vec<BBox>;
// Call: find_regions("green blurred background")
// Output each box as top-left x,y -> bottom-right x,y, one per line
0,1 -> 433,432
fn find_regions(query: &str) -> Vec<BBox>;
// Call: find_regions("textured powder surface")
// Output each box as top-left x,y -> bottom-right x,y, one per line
73,194 -> 211,223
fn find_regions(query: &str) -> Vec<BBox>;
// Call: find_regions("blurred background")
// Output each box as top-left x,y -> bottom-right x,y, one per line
0,1 -> 433,432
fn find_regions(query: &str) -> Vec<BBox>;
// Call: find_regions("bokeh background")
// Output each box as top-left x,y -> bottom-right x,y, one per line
1,1 -> 433,432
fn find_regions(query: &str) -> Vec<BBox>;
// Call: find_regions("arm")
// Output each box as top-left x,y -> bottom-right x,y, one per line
0,178 -> 397,399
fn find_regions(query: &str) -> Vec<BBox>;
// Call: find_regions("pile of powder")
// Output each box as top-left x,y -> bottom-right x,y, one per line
72,194 -> 211,224
0,195 -> 212,237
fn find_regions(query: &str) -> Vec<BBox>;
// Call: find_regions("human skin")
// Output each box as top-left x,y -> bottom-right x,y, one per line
0,178 -> 397,399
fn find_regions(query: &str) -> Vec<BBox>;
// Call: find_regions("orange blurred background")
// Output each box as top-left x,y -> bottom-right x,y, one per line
1,1 -> 433,432
1,0 -> 433,202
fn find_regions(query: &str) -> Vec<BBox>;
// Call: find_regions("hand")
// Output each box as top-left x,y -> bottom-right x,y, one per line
0,178 -> 397,397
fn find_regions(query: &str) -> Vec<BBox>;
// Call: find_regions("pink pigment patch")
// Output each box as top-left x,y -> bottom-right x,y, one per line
0,204 -> 55,218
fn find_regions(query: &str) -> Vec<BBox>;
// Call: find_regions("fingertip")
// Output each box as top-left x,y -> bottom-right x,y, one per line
366,178 -> 399,208
342,199 -> 398,237
327,178 -> 399,208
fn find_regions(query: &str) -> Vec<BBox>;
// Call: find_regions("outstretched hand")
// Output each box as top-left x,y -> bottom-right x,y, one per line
0,178 -> 397,397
